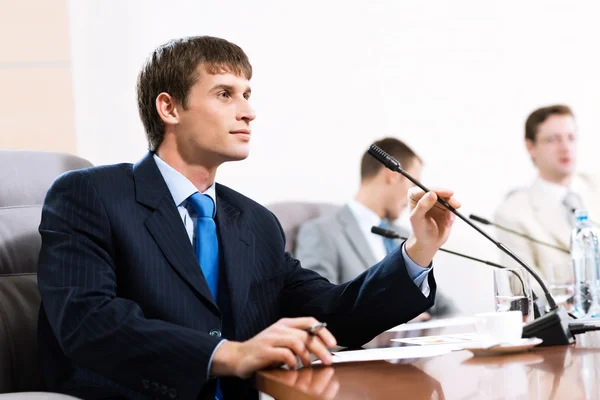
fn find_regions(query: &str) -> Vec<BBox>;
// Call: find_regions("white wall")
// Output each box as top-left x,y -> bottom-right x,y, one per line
69,0 -> 600,315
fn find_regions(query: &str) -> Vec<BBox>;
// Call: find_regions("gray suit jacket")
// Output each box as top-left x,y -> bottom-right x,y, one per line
295,205 -> 455,316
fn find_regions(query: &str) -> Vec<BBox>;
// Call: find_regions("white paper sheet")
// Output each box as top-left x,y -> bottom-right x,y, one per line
391,332 -> 480,346
386,316 -> 476,332
312,344 -> 455,364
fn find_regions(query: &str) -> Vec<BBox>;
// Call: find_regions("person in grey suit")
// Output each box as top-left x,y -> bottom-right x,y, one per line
296,138 -> 455,318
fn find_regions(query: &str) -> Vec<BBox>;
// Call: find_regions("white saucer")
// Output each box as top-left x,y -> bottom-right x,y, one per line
461,338 -> 543,357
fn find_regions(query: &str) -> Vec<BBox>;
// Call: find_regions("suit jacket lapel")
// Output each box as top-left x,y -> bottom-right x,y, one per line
337,205 -> 377,266
133,153 -> 219,314
215,185 -> 254,336
528,180 -> 571,250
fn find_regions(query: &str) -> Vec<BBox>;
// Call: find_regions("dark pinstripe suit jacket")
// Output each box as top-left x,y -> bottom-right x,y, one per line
37,153 -> 436,399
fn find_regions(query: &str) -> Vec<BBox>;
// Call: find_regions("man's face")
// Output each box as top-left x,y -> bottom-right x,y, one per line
174,67 -> 256,167
386,159 -> 422,220
526,114 -> 577,181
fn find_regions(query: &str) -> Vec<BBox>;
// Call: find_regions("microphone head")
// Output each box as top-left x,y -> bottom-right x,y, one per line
469,214 -> 492,225
367,145 -> 401,171
371,225 -> 401,239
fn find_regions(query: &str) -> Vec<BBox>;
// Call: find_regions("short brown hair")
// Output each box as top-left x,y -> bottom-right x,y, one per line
137,36 -> 252,151
360,138 -> 421,181
525,105 -> 573,142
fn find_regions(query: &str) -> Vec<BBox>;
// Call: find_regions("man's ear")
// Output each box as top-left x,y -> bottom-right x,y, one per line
156,92 -> 180,125
383,168 -> 400,185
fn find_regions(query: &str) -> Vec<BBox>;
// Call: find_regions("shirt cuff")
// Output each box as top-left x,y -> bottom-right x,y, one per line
207,339 -> 227,379
401,243 -> 432,296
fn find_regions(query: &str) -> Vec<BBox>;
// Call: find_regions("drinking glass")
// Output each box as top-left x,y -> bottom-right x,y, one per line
542,262 -> 574,308
494,267 -> 534,323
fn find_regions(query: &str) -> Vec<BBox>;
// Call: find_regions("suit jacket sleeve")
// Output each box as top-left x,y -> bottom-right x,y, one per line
295,219 -> 340,283
38,171 -> 221,399
275,219 -> 437,348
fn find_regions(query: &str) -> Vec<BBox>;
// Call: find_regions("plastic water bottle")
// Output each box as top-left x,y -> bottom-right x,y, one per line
570,209 -> 600,318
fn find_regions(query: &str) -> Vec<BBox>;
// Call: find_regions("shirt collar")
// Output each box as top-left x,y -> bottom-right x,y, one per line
535,177 -> 568,201
347,199 -> 385,227
153,154 -> 217,212
535,175 -> 585,202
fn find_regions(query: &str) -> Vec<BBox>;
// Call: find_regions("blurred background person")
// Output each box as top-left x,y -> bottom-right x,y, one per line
296,138 -> 456,319
495,105 -> 600,304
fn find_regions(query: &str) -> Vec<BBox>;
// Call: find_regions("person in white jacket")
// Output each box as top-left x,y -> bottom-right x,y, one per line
495,105 -> 600,304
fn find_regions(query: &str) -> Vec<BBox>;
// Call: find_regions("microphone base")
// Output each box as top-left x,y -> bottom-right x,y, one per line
522,308 -> 575,346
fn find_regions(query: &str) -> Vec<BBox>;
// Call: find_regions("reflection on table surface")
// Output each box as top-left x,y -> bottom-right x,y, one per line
256,318 -> 600,399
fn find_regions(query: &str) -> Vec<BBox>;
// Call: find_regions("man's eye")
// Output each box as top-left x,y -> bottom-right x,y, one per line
218,91 -> 230,99
243,93 -> 250,100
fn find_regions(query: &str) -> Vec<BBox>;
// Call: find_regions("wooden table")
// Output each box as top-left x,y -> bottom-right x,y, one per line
256,323 -> 600,399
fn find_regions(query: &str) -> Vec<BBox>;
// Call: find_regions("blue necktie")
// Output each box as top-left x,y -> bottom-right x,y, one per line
188,193 -> 222,399
188,193 -> 219,301
378,220 -> 397,255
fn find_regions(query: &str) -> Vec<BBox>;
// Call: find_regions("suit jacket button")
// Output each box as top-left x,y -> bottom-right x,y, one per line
160,384 -> 168,395
209,329 -> 222,337
141,379 -> 149,389
168,388 -> 177,398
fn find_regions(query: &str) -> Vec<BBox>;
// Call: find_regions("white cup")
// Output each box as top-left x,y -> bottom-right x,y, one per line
475,311 -> 523,345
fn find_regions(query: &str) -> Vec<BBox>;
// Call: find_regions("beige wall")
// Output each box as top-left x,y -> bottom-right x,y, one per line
0,0 -> 76,153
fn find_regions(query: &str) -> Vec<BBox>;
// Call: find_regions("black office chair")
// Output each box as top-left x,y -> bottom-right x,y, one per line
0,150 -> 91,397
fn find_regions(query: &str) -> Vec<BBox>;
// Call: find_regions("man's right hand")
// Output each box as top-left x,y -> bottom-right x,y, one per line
210,317 -> 337,379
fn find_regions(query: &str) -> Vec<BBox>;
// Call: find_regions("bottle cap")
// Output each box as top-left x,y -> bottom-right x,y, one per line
574,209 -> 589,222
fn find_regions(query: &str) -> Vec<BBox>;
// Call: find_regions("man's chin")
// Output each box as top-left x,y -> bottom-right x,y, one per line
550,168 -> 574,181
557,165 -> 575,176
222,151 -> 250,163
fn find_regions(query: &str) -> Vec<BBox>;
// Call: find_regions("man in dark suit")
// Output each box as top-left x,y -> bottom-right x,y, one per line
37,36 -> 460,399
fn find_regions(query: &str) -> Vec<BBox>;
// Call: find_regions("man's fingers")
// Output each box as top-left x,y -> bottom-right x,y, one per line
410,191 -> 461,215
272,333 -> 312,367
409,186 -> 453,200
443,196 -> 461,209
427,187 -> 454,198
446,211 -> 456,228
273,325 -> 334,366
305,336 -> 334,365
314,327 -> 337,348
279,317 -> 320,329
269,347 -> 298,369
279,317 -> 337,347
411,191 -> 438,217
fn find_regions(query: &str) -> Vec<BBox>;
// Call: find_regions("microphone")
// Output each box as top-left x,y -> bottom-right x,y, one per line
372,226 -> 510,270
469,214 -> 569,254
370,226 -> 535,317
368,145 -> 575,346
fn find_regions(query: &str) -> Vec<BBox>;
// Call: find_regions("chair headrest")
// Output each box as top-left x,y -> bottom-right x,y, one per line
0,150 -> 93,208
266,201 -> 340,254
